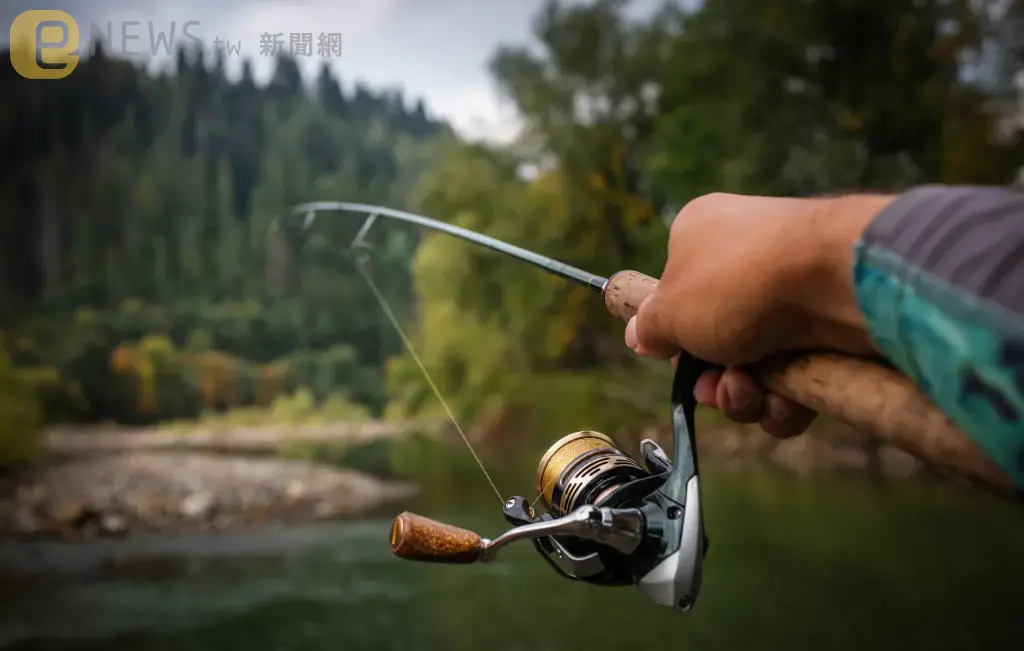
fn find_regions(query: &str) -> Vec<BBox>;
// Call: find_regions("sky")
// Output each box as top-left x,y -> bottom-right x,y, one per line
2,0 -> 662,143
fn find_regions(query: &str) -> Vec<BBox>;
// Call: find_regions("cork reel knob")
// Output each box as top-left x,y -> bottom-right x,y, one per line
389,511 -> 486,564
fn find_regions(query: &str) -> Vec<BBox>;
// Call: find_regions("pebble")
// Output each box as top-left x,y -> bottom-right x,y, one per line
100,513 -> 128,537
179,492 -> 215,520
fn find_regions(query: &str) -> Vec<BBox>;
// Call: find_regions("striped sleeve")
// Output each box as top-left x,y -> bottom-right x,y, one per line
851,185 -> 1024,489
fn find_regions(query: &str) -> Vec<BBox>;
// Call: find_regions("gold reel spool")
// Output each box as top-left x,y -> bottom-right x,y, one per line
536,431 -> 648,516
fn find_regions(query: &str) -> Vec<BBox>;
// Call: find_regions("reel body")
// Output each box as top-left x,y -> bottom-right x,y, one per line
389,354 -> 711,612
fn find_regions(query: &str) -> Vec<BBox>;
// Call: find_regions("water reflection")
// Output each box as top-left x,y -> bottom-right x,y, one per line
1,468 -> 1021,651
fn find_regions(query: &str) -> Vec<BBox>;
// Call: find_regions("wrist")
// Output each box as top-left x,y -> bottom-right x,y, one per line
791,194 -> 897,352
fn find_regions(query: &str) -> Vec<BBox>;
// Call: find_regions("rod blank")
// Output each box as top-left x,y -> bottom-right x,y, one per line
291,201 -> 608,291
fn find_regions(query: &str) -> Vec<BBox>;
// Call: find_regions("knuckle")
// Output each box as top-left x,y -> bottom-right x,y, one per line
669,192 -> 732,242
633,300 -> 656,343
634,299 -> 670,354
677,192 -> 729,219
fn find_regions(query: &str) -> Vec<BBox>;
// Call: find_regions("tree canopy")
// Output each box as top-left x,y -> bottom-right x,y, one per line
0,0 -> 1020,455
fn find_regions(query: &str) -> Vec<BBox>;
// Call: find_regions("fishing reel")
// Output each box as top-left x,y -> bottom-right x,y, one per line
390,355 -> 711,612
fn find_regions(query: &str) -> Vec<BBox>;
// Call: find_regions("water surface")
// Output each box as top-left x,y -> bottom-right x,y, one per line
2,468 -> 1021,651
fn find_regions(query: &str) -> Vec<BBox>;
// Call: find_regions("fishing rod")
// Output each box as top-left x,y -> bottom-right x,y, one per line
293,201 -> 609,291
288,200 -> 1013,613
292,201 -> 658,322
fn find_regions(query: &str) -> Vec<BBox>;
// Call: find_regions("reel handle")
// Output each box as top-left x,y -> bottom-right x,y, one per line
602,270 -> 1015,495
389,512 -> 485,563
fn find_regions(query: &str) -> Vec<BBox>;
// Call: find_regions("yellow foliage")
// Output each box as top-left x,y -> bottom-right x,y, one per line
137,334 -> 175,357
544,285 -> 588,358
270,387 -> 317,423
255,364 -> 283,406
110,344 -> 137,372
110,335 -> 188,414
73,307 -> 102,326
109,343 -> 156,412
190,350 -> 238,409
0,347 -> 43,463
610,143 -> 626,175
622,195 -> 655,226
836,109 -> 864,131
318,394 -> 372,422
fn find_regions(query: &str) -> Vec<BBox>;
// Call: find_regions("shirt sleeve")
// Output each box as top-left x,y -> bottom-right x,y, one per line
852,185 -> 1024,489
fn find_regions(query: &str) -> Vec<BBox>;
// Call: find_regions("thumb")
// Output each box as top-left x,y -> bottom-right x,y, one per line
625,294 -> 679,360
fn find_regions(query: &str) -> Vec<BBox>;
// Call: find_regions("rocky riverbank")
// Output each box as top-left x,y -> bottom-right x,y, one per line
0,453 -> 418,541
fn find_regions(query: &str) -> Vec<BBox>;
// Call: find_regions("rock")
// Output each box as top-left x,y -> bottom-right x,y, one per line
79,518 -> 101,538
14,507 -> 39,536
16,484 -> 46,507
285,480 -> 306,500
50,500 -> 93,529
313,501 -> 337,520
100,513 -> 129,537
180,492 -> 215,520
124,493 -> 160,519
879,446 -> 921,479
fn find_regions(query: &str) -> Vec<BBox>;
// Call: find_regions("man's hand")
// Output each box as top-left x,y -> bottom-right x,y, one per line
625,192 -> 895,438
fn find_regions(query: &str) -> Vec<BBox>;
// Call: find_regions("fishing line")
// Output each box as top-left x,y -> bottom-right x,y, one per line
353,257 -> 506,505
531,474 -> 558,510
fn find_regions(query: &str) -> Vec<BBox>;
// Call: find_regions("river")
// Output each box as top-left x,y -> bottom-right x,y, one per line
1,466 -> 1022,651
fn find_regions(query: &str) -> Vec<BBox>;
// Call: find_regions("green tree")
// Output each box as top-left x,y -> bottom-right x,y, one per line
648,0 -> 1024,203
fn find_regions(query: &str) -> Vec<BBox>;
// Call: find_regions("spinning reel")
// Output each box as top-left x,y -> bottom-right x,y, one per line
390,355 -> 711,612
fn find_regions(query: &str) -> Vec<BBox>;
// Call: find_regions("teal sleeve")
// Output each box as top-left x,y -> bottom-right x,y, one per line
852,185 -> 1024,489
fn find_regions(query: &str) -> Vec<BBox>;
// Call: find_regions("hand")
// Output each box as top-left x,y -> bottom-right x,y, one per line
625,192 -> 895,437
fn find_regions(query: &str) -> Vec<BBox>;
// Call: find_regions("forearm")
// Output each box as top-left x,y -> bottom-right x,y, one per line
849,185 -> 1024,489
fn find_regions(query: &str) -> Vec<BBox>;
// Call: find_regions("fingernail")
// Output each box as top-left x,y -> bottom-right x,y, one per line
767,394 -> 792,423
625,316 -> 639,350
693,380 -> 715,405
724,377 -> 755,416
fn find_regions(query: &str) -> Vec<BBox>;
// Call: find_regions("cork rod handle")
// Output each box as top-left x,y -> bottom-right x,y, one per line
602,270 -> 1015,495
390,511 -> 486,563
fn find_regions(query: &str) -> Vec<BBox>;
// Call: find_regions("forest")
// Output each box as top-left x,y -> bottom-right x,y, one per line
0,0 -> 1021,463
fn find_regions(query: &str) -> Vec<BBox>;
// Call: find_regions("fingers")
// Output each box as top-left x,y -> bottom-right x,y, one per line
624,314 -> 642,350
695,368 -> 817,438
693,367 -> 721,406
625,296 -> 679,360
624,299 -> 817,438
714,368 -> 763,423
760,392 -> 817,438
626,314 -> 674,359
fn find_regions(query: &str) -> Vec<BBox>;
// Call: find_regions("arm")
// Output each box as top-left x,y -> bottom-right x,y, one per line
852,185 -> 1024,489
